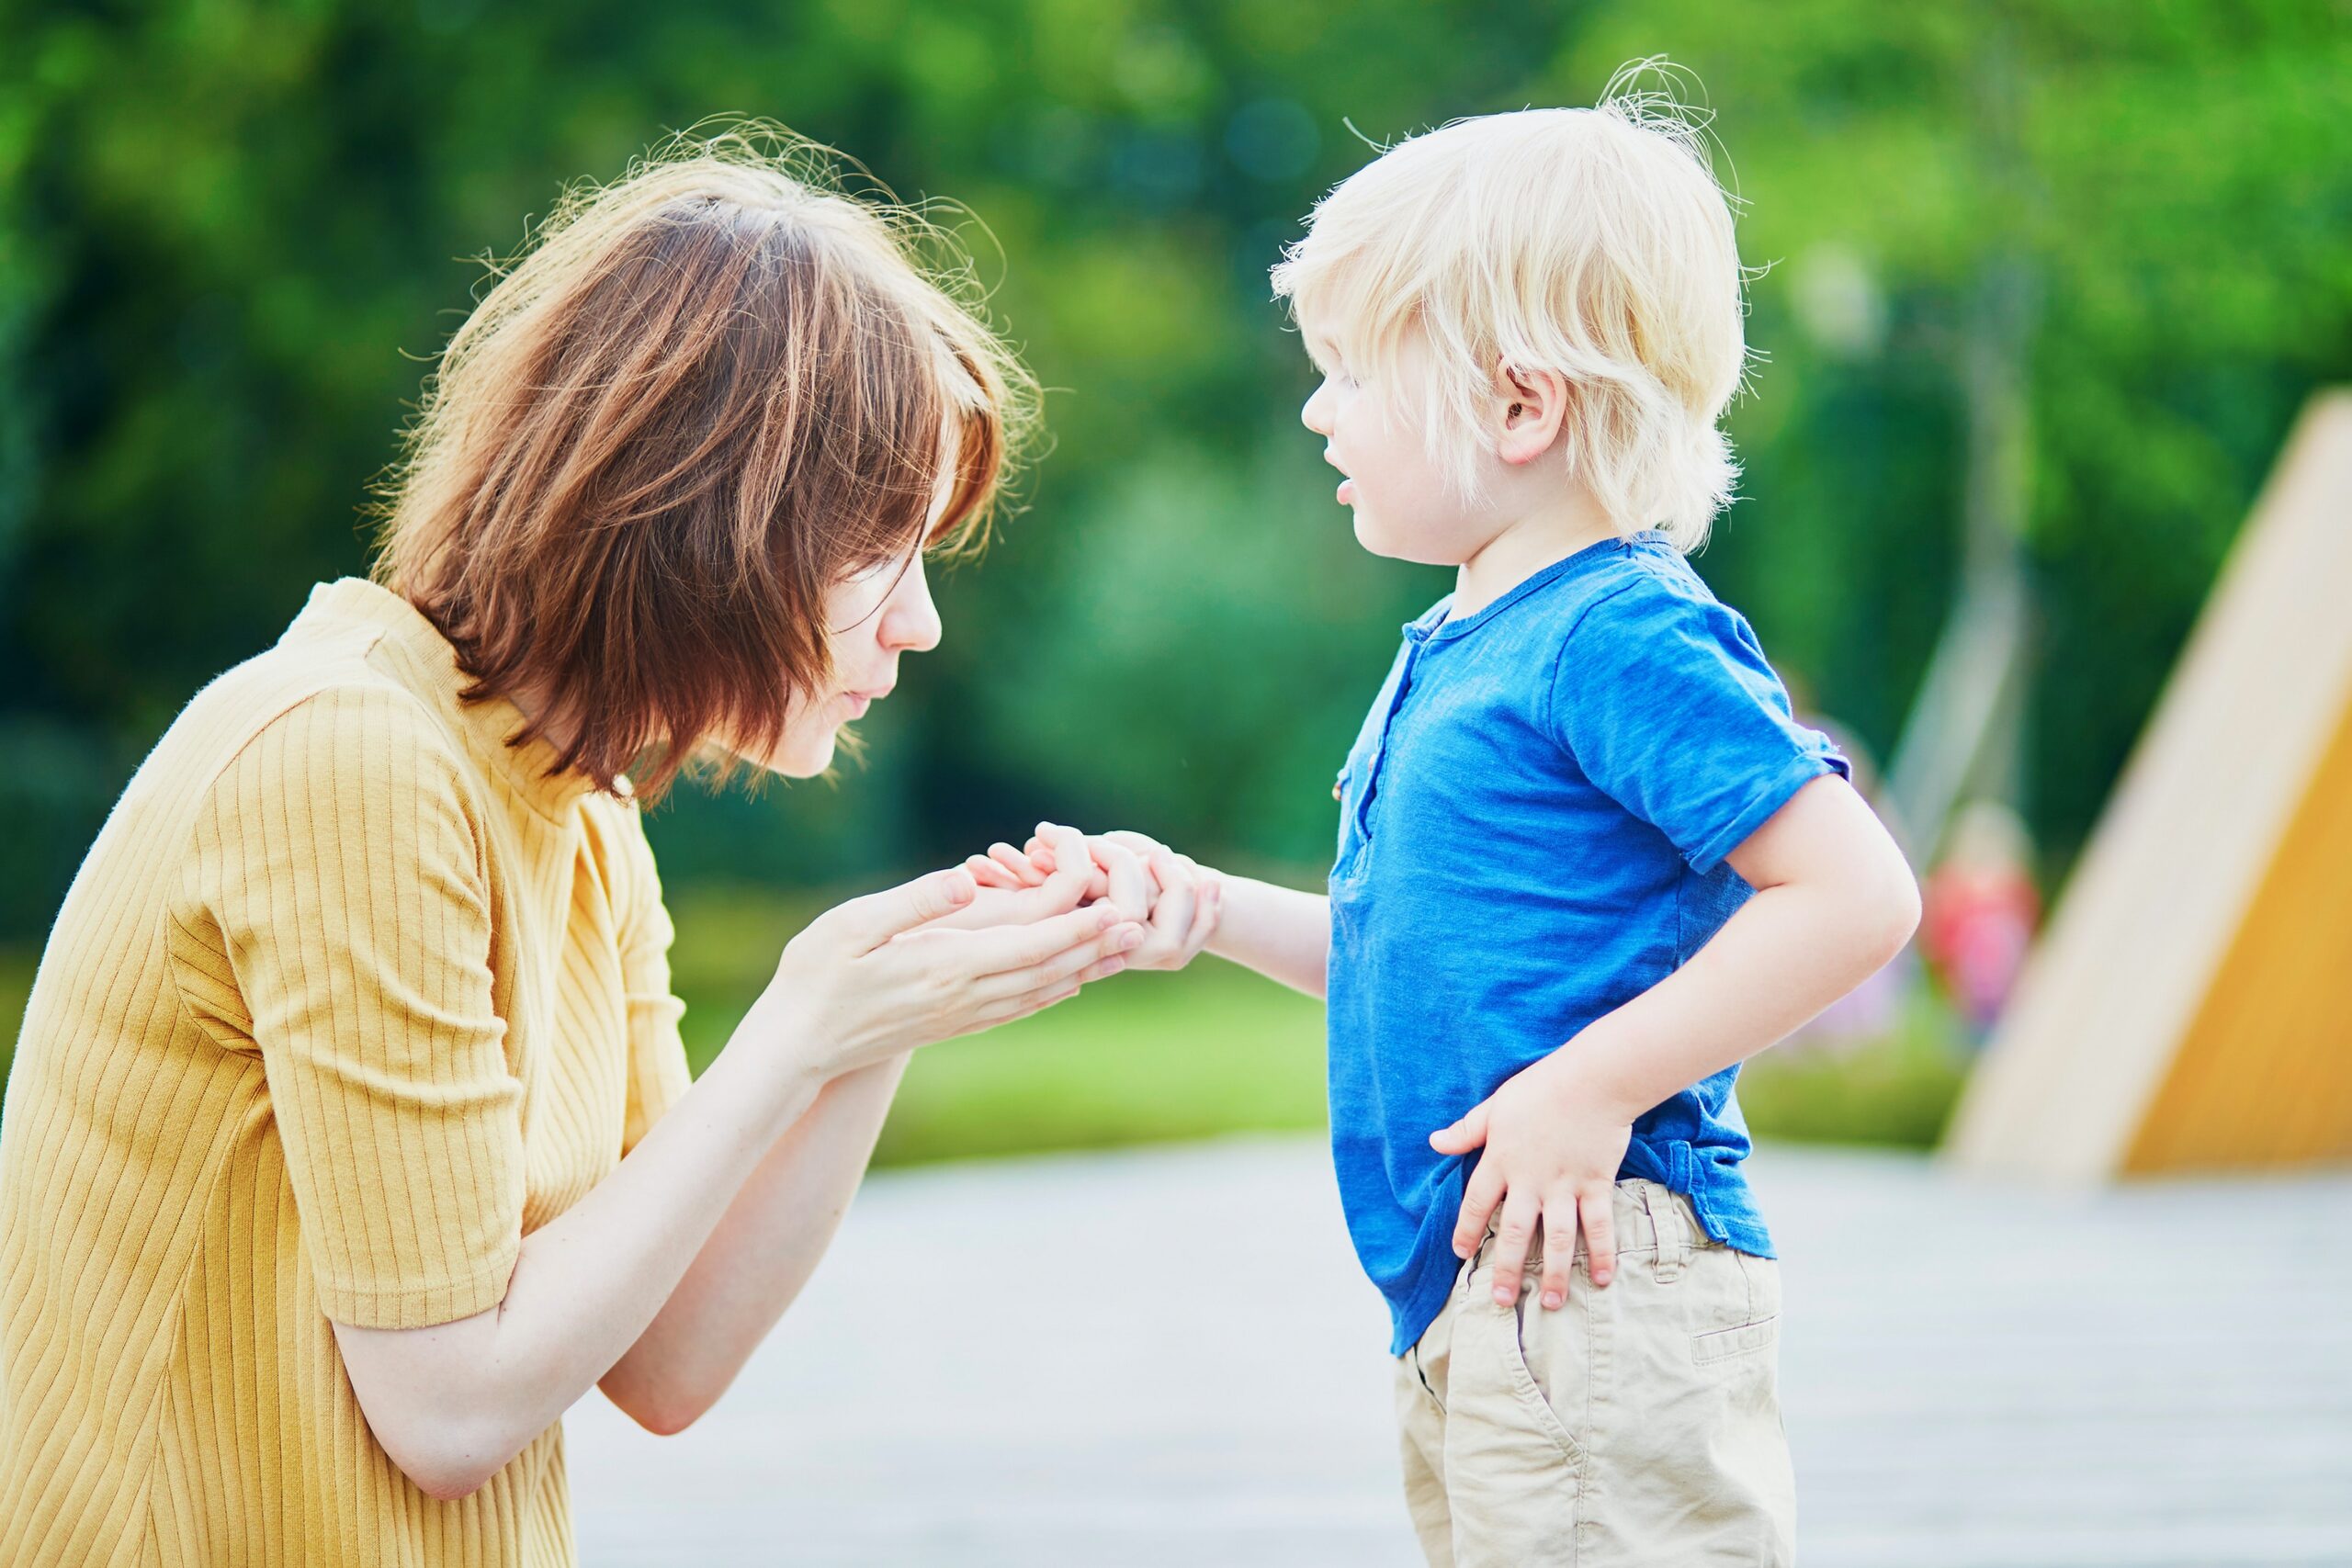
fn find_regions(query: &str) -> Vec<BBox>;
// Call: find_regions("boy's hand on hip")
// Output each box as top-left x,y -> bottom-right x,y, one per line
1430,1049 -> 1638,1313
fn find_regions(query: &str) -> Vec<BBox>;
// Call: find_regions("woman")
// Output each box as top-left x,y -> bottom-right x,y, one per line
0,136 -> 1214,1564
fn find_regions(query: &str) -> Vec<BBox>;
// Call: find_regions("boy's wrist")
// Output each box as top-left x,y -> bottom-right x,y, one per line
1544,1023 -> 1656,1125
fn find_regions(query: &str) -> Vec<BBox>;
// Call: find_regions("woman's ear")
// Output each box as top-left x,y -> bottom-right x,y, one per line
1492,359 -> 1569,466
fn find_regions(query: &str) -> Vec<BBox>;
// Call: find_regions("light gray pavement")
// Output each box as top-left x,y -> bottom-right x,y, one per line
566,1137 -> 2352,1567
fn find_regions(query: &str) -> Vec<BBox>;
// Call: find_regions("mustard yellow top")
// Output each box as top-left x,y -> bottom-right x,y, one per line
0,579 -> 693,1566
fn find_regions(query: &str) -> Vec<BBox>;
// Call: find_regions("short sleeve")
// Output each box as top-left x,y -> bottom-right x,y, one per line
1548,574 -> 1850,875
171,688 -> 525,1330
610,805 -> 692,1156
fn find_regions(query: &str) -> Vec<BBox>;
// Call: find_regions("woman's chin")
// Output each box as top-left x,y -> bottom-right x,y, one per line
763,727 -> 840,779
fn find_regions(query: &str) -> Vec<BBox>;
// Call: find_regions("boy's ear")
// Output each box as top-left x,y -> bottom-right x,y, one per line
1492,359 -> 1570,466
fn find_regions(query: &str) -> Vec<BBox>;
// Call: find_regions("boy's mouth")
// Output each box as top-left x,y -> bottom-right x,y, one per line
1325,448 -> 1355,505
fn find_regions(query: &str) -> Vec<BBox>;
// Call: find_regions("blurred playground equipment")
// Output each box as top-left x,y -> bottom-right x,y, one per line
1947,391 -> 2352,1181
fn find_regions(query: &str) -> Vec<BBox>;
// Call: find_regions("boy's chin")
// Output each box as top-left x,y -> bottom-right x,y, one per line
1351,510 -> 1462,569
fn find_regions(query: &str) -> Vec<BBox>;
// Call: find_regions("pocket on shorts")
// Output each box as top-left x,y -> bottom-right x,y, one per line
1690,1249 -> 1781,1366
1494,1285 -> 1587,1464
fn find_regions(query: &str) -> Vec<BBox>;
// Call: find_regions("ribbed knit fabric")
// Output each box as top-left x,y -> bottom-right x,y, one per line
0,578 -> 694,1567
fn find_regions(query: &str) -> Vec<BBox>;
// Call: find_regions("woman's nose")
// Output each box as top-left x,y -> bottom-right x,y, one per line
882,559 -> 943,653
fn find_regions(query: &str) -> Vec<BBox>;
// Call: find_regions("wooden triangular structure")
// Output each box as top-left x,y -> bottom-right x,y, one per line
1945,391 -> 2352,1182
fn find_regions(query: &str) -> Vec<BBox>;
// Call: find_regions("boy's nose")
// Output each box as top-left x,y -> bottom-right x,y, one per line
1301,384 -> 1333,435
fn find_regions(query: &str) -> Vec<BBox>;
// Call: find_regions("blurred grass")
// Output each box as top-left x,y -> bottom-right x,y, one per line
0,888 -> 1972,1160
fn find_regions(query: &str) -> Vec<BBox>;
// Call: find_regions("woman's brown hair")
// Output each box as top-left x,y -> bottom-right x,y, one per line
374,126 -> 1035,801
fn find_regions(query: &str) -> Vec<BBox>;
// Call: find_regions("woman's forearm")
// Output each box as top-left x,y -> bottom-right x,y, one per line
332,989 -> 833,1499
594,1052 -> 910,1431
338,863 -> 1137,1501
1204,874 -> 1330,998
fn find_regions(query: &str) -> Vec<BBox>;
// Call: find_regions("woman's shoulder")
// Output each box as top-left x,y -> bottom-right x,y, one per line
157,629 -> 478,834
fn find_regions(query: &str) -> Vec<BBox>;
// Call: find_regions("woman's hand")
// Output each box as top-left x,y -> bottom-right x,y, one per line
761,842 -> 1145,1082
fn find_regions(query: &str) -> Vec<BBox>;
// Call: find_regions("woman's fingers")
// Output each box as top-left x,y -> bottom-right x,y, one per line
826,867 -> 978,953
945,901 -> 1137,979
976,919 -> 1141,1002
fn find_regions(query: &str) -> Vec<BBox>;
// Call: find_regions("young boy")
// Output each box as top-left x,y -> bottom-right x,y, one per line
988,90 -> 1917,1567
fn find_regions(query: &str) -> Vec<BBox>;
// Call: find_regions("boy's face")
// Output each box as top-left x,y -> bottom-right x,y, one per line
1299,320 -> 1498,568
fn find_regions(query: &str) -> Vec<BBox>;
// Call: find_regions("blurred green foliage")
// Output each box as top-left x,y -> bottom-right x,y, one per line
2,0 -> 2348,948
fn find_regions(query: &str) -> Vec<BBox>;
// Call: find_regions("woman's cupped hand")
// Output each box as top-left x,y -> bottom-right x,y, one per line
758,824 -> 1147,1080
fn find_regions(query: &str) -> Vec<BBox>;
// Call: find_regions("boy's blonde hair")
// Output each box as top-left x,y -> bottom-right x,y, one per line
1272,67 -> 1749,552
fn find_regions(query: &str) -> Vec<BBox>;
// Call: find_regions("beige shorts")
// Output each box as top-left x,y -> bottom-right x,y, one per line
1393,1178 -> 1794,1567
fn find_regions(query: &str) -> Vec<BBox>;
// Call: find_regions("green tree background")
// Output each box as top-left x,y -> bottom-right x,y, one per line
3,0 -> 2347,942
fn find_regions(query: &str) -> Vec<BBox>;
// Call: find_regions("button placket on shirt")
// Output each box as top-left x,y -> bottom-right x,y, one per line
1351,620 -> 1437,855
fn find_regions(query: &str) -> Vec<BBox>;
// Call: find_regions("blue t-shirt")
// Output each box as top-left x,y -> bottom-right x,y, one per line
1327,530 -> 1850,1354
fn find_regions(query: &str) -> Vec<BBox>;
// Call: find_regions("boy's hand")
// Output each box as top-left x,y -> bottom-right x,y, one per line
924,824 -> 1100,932
1430,1048 -> 1639,1313
967,826 -> 1222,972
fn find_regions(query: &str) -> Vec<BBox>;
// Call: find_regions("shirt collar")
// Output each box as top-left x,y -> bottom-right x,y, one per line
287,578 -> 603,819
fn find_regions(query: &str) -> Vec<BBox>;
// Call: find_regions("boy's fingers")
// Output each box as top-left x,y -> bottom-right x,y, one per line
989,842 -> 1045,886
1093,837 -> 1152,922
1488,1190 -> 1541,1307
1181,866 -> 1221,956
964,853 -> 1020,889
1429,1101 -> 1490,1156
1101,830 -> 1170,885
1578,1188 -> 1618,1289
1538,1200 -> 1576,1311
1143,849 -> 1195,956
1453,1160 -> 1506,1259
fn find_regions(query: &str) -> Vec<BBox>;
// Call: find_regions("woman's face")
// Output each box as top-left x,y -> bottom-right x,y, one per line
757,450 -> 956,779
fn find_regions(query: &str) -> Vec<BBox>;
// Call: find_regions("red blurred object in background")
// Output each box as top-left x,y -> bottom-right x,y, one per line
1921,801 -> 2041,1038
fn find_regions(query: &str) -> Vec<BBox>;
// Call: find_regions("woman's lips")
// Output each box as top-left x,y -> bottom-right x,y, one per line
1337,479 -> 1357,504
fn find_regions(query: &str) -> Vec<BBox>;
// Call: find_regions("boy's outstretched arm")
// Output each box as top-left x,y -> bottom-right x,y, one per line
1201,873 -> 1329,999
1431,773 -> 1918,1314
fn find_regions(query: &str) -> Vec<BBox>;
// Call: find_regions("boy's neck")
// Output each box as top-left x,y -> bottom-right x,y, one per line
1449,493 -> 1625,620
